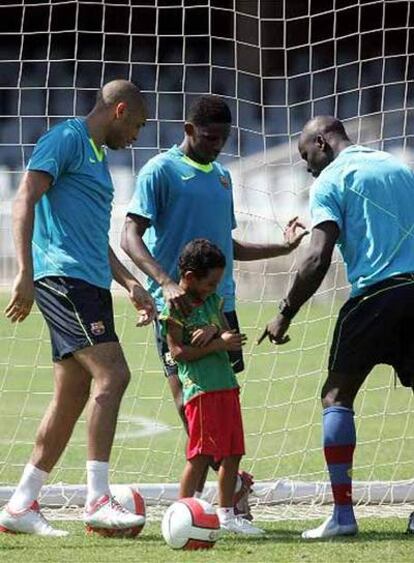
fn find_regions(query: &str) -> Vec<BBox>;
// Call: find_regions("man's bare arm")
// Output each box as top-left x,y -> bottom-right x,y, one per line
5,171 -> 52,323
233,217 -> 308,261
121,214 -> 192,315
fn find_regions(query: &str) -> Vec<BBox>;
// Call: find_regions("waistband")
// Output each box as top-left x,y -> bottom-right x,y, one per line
360,273 -> 414,297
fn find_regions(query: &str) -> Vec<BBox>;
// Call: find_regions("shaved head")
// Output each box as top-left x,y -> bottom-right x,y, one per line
300,115 -> 349,145
96,79 -> 145,112
87,79 -> 147,151
298,115 -> 352,178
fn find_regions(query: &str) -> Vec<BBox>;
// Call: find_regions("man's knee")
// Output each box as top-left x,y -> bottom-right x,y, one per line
93,366 -> 131,405
321,370 -> 367,409
321,385 -> 339,409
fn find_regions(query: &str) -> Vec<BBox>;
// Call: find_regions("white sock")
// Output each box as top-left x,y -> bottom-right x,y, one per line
8,463 -> 49,512
194,491 -> 202,499
217,507 -> 235,523
86,460 -> 110,508
234,474 -> 242,494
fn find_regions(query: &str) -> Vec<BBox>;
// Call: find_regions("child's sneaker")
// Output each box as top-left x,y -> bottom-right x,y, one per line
0,501 -> 68,536
84,495 -> 145,534
233,471 -> 254,521
221,515 -> 264,536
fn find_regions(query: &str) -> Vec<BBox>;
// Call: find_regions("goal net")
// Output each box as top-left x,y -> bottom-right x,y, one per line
1,0 -> 413,520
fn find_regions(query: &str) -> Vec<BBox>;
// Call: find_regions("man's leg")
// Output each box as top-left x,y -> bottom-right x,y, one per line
302,369 -> 369,540
1,357 -> 91,536
74,342 -> 130,504
73,341 -> 145,532
9,357 -> 91,509
31,359 -> 92,473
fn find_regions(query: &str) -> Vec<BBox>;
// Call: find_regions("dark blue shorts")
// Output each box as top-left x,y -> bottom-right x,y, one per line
154,309 -> 245,377
329,274 -> 414,387
34,276 -> 118,362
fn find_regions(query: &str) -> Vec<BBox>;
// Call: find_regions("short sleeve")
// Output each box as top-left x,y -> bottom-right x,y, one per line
128,165 -> 165,225
229,177 -> 237,230
158,305 -> 184,338
27,124 -> 80,183
309,179 -> 344,231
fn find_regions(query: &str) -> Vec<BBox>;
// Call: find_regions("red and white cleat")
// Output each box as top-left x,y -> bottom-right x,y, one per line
84,495 -> 145,536
233,471 -> 254,521
0,501 -> 68,536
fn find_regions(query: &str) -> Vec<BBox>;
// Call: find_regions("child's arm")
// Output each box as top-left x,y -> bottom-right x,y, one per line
166,319 -> 246,362
190,301 -> 233,346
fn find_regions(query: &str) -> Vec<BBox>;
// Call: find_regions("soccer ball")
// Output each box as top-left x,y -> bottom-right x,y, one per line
161,497 -> 221,550
110,485 -> 146,538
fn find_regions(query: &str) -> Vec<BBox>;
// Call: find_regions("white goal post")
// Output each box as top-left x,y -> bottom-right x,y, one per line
0,0 -> 413,518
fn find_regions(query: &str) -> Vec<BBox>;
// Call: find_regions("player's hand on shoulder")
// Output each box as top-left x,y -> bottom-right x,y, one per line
129,283 -> 156,326
283,216 -> 309,252
190,325 -> 219,347
219,329 -> 247,351
257,315 -> 290,346
4,271 -> 35,323
161,280 -> 193,317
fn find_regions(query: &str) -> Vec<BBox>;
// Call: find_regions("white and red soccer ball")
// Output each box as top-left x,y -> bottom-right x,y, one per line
161,497 -> 221,550
111,485 -> 146,538
87,485 -> 146,538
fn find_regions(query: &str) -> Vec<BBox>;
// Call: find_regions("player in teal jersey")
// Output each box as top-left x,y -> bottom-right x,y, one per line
1,80 -> 155,536
259,116 -> 414,539
121,95 -> 308,517
161,239 -> 263,535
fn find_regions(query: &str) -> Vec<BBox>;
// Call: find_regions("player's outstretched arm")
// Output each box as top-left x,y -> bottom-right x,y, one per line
109,246 -> 156,326
5,171 -> 51,323
257,221 -> 338,345
233,216 -> 308,261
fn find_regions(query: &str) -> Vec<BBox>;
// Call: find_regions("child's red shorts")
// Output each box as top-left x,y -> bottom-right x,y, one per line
184,388 -> 245,462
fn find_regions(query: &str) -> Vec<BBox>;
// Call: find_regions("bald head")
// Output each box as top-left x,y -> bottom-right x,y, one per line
87,80 -> 147,151
298,115 -> 352,178
96,80 -> 145,112
300,116 -> 349,145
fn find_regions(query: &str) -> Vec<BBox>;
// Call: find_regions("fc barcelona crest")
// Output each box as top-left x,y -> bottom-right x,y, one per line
219,175 -> 230,188
90,321 -> 106,336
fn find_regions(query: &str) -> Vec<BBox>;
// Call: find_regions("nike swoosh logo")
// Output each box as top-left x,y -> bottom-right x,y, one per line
181,174 -> 195,181
89,157 -> 96,163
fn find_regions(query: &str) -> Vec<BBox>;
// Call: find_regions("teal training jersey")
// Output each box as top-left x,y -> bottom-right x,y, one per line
127,145 -> 237,312
160,293 -> 239,405
310,145 -> 414,296
28,118 -> 114,289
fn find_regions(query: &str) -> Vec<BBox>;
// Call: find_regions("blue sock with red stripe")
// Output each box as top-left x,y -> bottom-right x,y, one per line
323,406 -> 356,525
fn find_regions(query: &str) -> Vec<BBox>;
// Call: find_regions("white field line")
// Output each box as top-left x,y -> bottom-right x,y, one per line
115,415 -> 172,440
0,415 -> 173,445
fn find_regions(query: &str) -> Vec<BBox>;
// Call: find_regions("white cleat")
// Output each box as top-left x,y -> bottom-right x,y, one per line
301,516 -> 358,540
84,495 -> 145,533
0,501 -> 68,536
220,516 -> 264,536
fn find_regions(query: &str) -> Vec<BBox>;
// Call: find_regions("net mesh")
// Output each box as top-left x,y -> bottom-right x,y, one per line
0,0 -> 413,517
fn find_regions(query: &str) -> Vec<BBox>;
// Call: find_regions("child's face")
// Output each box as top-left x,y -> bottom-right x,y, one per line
186,267 -> 224,301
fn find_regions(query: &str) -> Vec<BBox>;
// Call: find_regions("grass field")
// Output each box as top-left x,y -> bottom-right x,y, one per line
1,519 -> 413,562
0,293 -> 413,560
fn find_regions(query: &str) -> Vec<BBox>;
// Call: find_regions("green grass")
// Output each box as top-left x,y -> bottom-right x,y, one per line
1,294 -> 413,486
0,294 -> 413,560
0,519 -> 413,562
